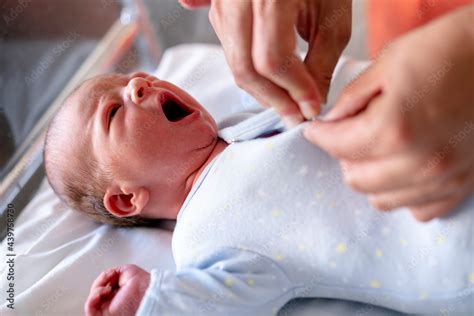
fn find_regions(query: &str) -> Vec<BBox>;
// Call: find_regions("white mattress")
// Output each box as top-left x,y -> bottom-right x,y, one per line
0,44 -> 403,316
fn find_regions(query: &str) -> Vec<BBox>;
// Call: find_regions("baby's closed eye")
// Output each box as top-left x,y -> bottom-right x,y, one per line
107,104 -> 121,129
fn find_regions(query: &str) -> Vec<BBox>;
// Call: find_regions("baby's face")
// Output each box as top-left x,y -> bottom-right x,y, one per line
62,72 -> 218,219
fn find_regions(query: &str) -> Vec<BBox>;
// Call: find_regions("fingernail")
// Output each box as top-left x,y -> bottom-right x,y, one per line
298,101 -> 320,120
283,115 -> 303,129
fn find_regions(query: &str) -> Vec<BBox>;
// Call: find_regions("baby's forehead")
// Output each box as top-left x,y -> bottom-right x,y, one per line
69,72 -> 152,111
57,74 -> 132,152
62,74 -> 126,118
76,71 -> 152,98
78,74 -> 128,98
55,76 -> 120,139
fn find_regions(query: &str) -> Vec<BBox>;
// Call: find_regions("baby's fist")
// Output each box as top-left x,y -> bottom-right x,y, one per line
85,264 -> 150,316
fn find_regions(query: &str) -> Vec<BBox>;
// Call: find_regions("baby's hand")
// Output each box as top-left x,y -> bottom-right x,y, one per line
85,264 -> 150,316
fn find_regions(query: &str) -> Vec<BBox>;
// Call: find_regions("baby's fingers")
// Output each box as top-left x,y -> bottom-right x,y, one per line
85,285 -> 112,316
91,268 -> 120,290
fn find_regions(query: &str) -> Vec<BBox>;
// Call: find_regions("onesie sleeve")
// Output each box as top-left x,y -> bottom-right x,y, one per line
136,247 -> 294,315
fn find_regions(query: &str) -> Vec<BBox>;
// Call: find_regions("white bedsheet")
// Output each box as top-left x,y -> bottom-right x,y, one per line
0,44 -> 404,316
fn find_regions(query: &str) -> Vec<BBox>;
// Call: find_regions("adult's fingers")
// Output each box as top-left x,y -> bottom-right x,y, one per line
210,1 -> 303,127
324,62 -> 383,122
179,0 -> 210,9
409,194 -> 466,222
341,155 -> 424,194
303,60 -> 389,159
303,94 -> 386,160
304,41 -> 338,107
367,168 -> 471,210
407,158 -> 474,221
252,0 -> 321,120
341,151 -> 457,194
342,140 -> 470,194
304,117 -> 375,160
303,0 -> 352,105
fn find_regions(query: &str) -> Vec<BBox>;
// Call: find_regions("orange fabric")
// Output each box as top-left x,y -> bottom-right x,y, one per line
367,0 -> 473,58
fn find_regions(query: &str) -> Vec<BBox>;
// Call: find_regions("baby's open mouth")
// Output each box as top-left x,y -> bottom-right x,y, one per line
160,93 -> 194,122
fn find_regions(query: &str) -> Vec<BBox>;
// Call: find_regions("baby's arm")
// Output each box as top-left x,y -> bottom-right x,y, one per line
136,248 -> 293,315
85,264 -> 150,316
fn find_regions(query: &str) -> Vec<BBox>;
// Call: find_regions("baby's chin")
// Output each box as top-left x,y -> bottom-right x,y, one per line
198,132 -> 219,151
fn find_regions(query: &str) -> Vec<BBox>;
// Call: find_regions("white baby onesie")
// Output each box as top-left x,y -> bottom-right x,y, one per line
137,109 -> 474,315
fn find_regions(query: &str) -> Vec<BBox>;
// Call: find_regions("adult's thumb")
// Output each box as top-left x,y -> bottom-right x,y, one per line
304,40 -> 342,105
324,65 -> 382,122
302,1 -> 352,103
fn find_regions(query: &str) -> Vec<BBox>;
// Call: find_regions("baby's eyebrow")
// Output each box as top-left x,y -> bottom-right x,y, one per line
83,74 -> 128,115
88,75 -> 130,132
87,79 -> 118,107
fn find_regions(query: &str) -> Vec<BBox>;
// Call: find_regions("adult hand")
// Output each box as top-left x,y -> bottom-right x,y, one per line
180,0 -> 352,127
85,264 -> 150,316
304,6 -> 474,221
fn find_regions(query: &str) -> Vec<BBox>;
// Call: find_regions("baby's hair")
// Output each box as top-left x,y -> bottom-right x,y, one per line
44,78 -> 161,227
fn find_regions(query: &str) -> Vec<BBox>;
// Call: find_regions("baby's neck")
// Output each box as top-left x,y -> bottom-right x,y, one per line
189,137 -> 229,189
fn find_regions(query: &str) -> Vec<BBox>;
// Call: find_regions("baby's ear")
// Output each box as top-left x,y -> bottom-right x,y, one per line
103,186 -> 149,218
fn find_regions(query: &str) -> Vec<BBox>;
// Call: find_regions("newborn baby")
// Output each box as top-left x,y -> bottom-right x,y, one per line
44,72 -> 225,227
44,72 -> 474,316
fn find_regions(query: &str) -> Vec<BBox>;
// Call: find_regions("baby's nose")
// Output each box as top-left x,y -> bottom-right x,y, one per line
126,77 -> 152,105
